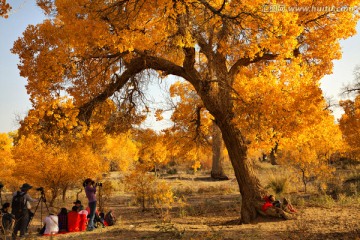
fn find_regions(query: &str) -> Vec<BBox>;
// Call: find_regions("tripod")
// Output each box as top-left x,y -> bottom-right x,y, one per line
29,190 -> 50,229
0,183 -> 4,206
98,184 -> 103,213
0,187 -> 3,206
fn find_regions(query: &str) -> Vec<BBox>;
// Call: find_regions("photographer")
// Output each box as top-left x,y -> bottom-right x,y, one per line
83,178 -> 98,231
11,183 -> 38,238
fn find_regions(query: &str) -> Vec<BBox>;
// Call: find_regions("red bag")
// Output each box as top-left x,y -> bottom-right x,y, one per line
79,213 -> 88,231
67,211 -> 80,232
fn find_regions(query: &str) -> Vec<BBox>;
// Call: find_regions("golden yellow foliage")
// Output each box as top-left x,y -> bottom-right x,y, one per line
134,129 -> 170,172
339,95 -> 360,159
232,59 -> 327,154
0,133 -> 15,188
168,81 -> 213,170
277,114 -> 343,192
12,134 -> 107,204
103,131 -> 138,172
125,167 -> 174,211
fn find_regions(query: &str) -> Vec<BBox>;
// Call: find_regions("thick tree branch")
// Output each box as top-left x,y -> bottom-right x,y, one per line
78,57 -> 145,122
183,47 -> 196,71
79,54 -> 198,122
229,48 -> 300,78
229,53 -> 278,78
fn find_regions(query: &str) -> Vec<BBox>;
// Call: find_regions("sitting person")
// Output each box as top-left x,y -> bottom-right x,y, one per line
262,195 -> 296,220
282,197 -> 297,213
57,208 -> 68,233
94,209 -> 105,228
86,207 -> 104,228
73,200 -> 84,211
104,210 -> 116,226
99,212 -> 106,226
43,209 -> 59,235
1,202 -> 15,231
67,206 -> 80,232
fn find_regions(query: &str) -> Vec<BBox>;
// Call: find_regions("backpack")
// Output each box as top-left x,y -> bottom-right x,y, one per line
11,191 -> 26,215
104,210 -> 116,226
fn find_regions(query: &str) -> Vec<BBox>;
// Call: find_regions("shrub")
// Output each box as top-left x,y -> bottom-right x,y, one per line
308,194 -> 335,208
343,173 -> 360,196
166,168 -> 178,175
173,186 -> 195,198
124,169 -> 174,213
266,176 -> 289,195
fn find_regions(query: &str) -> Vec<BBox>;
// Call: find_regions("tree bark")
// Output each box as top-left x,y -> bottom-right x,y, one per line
216,119 -> 265,223
211,122 -> 229,180
49,188 -> 58,207
62,186 -> 68,202
269,142 -> 278,165
190,76 -> 265,223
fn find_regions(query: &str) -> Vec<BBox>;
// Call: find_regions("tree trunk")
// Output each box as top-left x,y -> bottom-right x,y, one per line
49,188 -> 59,207
269,142 -> 278,165
193,78 -> 266,223
62,185 -> 68,202
215,118 -> 265,223
211,122 -> 229,180
76,188 -> 83,200
301,169 -> 307,193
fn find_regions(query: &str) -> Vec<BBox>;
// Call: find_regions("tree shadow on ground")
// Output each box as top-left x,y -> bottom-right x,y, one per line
162,175 -> 232,182
34,223 -> 360,240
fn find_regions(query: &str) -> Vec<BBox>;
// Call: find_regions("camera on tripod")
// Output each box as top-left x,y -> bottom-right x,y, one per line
29,186 -> 49,229
0,182 -> 3,205
36,187 -> 45,193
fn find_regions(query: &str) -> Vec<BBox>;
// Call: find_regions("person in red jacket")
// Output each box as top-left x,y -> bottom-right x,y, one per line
67,206 -> 80,232
262,195 -> 296,220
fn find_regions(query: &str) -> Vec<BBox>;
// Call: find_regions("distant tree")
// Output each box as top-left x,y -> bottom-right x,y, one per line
339,66 -> 360,160
103,131 -> 139,172
168,81 -> 227,178
13,98 -> 110,204
278,114 -> 343,193
12,134 -> 107,206
0,133 -> 15,188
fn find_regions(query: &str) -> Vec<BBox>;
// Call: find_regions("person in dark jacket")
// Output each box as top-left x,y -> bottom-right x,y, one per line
57,208 -> 68,233
12,183 -> 38,239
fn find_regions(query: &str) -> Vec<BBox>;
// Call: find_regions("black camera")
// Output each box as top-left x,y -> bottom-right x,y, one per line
36,187 -> 44,192
96,182 -> 102,187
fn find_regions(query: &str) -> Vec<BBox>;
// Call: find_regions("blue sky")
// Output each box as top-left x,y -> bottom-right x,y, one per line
0,1 -> 359,133
0,0 -> 44,133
